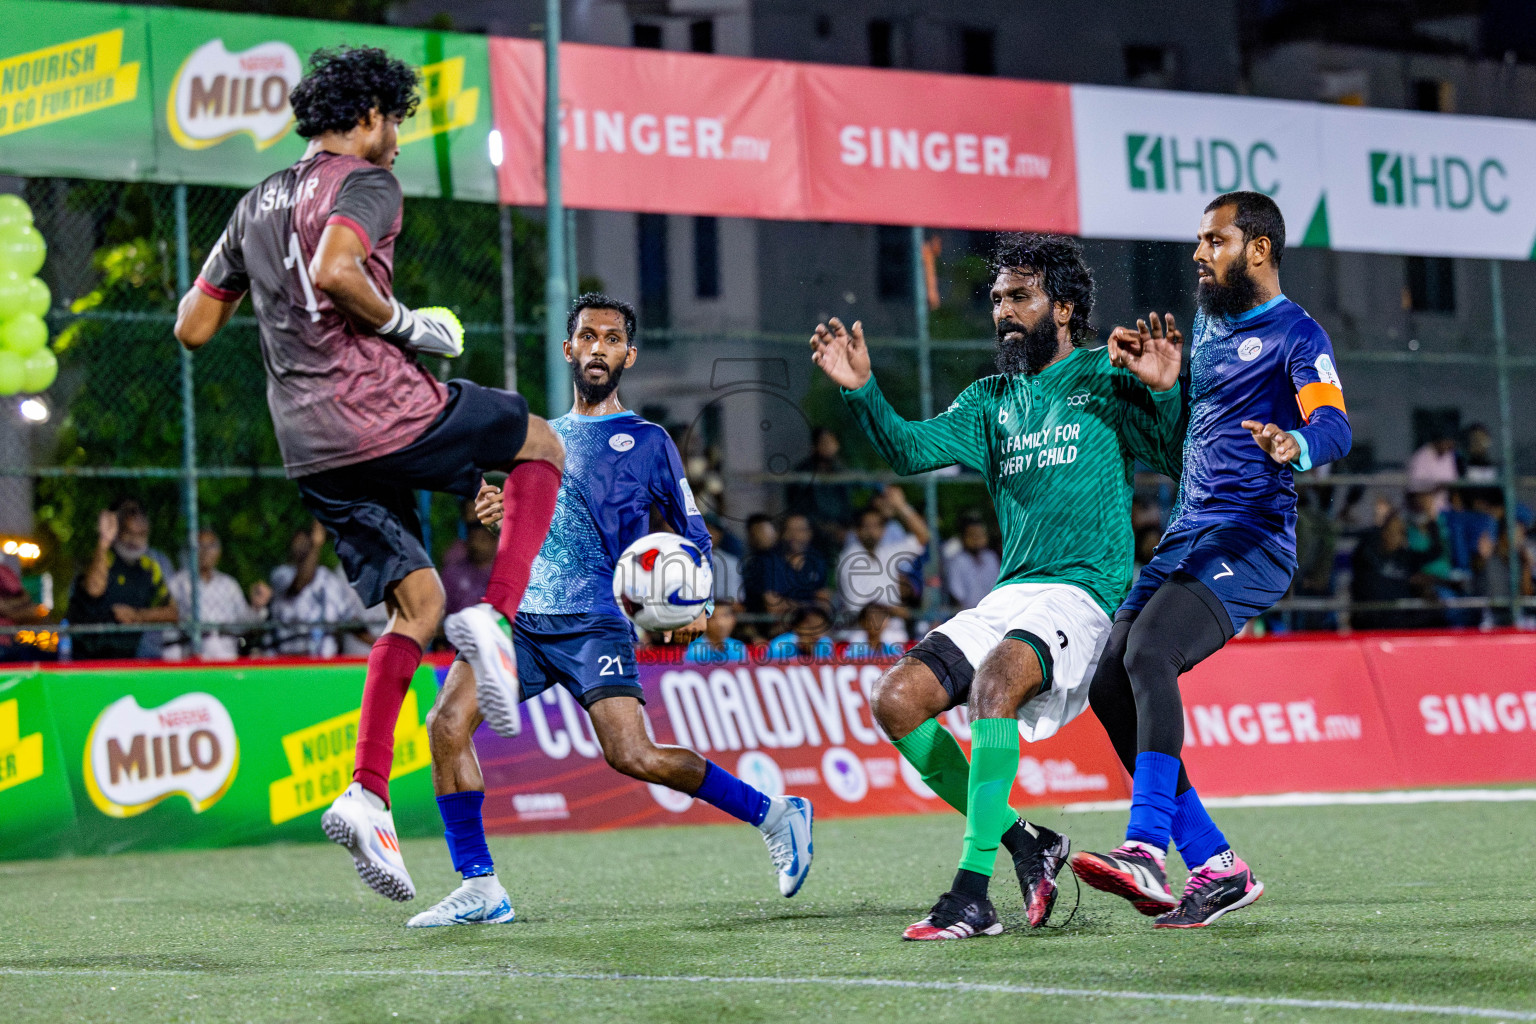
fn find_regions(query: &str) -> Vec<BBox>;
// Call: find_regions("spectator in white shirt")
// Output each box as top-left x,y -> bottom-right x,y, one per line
268,521 -> 373,657
166,529 -> 270,661
837,488 -> 929,643
943,511 -> 1000,611
1407,430 -> 1459,514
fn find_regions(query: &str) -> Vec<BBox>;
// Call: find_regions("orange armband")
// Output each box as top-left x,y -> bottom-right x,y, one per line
1296,382 -> 1346,422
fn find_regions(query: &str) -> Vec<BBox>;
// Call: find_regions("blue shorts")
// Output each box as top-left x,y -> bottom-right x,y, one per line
512,612 -> 643,708
1120,520 -> 1296,634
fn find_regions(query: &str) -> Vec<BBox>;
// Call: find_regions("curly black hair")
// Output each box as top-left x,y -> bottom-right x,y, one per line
290,46 -> 420,139
567,292 -> 638,346
989,233 -> 1096,345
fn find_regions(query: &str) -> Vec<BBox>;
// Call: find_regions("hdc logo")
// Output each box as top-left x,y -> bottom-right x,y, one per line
1368,151 -> 1508,213
1125,134 -> 1277,195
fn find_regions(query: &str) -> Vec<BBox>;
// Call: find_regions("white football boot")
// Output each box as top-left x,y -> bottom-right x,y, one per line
443,603 -> 523,737
321,782 -> 416,902
406,875 -> 516,928
759,795 -> 814,897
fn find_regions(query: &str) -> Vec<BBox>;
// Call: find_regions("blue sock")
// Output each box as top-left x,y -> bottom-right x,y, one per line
436,790 -> 495,879
1126,751 -> 1182,850
693,761 -> 771,826
1171,787 -> 1230,868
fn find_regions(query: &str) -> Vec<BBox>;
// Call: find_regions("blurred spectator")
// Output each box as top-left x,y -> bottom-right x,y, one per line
785,427 -> 856,557
1291,487 -> 1338,630
744,513 -> 778,561
1462,423 -> 1498,484
0,560 -> 47,662
944,511 -> 1000,611
1131,494 -> 1164,533
743,513 -> 830,621
268,521 -> 372,657
1407,429 -> 1459,513
167,529 -> 270,661
442,525 -> 496,616
1350,511 -> 1441,630
685,602 -> 748,664
769,602 -> 836,660
69,504 -> 179,660
1405,488 -> 1458,625
838,492 -> 928,642
1475,520 -> 1534,626
706,518 -> 743,606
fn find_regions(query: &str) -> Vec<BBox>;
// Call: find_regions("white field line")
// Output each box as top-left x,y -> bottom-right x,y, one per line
1063,788 -> 1536,813
2,967 -> 1534,1021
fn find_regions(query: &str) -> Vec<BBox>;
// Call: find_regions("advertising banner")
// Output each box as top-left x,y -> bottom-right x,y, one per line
473,657 -> 1129,836
0,661 -> 442,860
1070,85 -> 1327,247
1359,633 -> 1536,787
0,2 -> 154,180
800,66 -> 1077,232
147,7 -> 495,201
1319,107 -> 1536,259
490,39 -> 807,220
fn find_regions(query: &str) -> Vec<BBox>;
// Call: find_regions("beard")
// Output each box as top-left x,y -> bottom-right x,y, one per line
1196,251 -> 1264,319
994,313 -> 1062,376
114,542 -> 148,563
572,357 -> 625,405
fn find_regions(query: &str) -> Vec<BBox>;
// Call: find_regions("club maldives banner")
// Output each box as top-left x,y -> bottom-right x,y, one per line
0,1 -> 494,200
0,661 -> 441,860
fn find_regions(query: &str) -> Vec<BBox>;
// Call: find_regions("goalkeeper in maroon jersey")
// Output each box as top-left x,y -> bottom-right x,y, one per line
174,47 -> 562,904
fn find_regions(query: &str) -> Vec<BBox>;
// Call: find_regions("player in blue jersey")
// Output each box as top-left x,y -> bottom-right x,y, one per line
1072,191 -> 1351,928
405,294 -> 814,927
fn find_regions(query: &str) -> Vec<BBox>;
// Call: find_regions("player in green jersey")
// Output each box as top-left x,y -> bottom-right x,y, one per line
809,234 -> 1185,940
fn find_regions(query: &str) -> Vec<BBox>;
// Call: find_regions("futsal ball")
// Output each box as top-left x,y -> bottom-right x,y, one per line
613,532 -> 713,633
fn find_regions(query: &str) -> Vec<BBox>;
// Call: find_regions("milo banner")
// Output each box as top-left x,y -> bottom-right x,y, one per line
0,661 -> 440,860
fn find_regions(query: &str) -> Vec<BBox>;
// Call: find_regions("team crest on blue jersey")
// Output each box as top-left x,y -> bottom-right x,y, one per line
1238,337 -> 1264,361
609,433 -> 635,452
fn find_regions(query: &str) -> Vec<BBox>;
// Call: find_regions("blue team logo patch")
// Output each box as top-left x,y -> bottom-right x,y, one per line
1238,337 -> 1264,362
609,433 -> 635,452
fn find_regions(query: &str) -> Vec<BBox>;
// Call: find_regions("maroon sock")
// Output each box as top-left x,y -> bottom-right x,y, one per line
353,632 -> 424,806
482,459 -> 562,619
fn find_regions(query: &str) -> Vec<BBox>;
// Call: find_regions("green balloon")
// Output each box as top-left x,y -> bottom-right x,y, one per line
0,271 -> 25,320
21,347 -> 56,393
21,276 -> 49,318
0,351 -> 22,396
0,195 -> 31,231
0,225 -> 45,277
0,312 -> 46,355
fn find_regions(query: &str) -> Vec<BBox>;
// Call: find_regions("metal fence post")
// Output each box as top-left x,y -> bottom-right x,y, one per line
543,0 -> 570,419
173,184 -> 202,655
499,204 -> 517,392
1489,259 -> 1522,623
911,226 -> 941,616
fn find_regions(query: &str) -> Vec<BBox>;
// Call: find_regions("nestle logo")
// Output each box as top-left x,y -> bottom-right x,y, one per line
512,792 -> 569,820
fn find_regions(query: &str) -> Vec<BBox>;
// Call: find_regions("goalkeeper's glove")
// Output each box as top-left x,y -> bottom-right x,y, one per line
379,298 -> 464,357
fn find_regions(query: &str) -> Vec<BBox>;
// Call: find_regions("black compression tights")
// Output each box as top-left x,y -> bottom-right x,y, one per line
1088,574 -> 1234,795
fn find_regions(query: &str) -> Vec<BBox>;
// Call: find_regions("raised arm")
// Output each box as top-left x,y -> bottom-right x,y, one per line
1108,311 -> 1187,479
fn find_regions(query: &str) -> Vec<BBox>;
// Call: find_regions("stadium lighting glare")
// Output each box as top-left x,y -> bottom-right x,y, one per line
18,398 -> 48,423
1,540 -> 38,559
488,129 -> 504,168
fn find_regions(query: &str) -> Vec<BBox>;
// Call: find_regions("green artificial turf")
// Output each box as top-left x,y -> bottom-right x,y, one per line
2,802 -> 1533,1023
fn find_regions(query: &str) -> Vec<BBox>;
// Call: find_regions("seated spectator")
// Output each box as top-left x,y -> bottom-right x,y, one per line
1407,429 -> 1459,513
442,525 -> 497,616
743,513 -> 830,621
841,603 -> 909,658
167,529 -> 270,661
768,602 -> 836,660
1350,511 -> 1441,630
785,427 -> 856,558
1462,423 -> 1498,484
0,559 -> 47,662
685,601 -> 748,664
838,495 -> 928,642
1475,520 -> 1535,626
1405,487 -> 1458,626
268,521 -> 371,657
69,504 -> 179,660
942,511 -> 999,611
705,517 -> 744,607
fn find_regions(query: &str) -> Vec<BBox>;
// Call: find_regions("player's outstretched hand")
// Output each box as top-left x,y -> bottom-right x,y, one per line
809,317 -> 872,391
664,612 -> 707,646
1109,312 -> 1183,393
475,482 -> 504,532
1242,420 -> 1301,465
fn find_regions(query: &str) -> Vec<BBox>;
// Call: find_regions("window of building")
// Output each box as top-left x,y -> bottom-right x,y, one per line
638,213 -> 670,330
1125,44 -> 1176,88
868,20 -> 894,67
1131,241 -> 1190,314
1412,78 -> 1453,113
960,28 -> 995,76
694,216 -> 720,299
633,23 -> 662,49
1406,256 -> 1455,314
876,226 -> 912,301
690,19 -> 714,54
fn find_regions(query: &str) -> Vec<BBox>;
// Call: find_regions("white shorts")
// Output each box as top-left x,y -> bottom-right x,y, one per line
920,582 -> 1111,742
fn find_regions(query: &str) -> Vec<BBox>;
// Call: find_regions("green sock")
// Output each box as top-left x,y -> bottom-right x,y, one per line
891,718 -> 972,815
958,717 -> 1021,877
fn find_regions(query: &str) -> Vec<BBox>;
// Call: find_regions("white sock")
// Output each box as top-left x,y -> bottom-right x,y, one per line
354,783 -> 387,812
1204,849 -> 1237,872
464,873 -> 501,895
